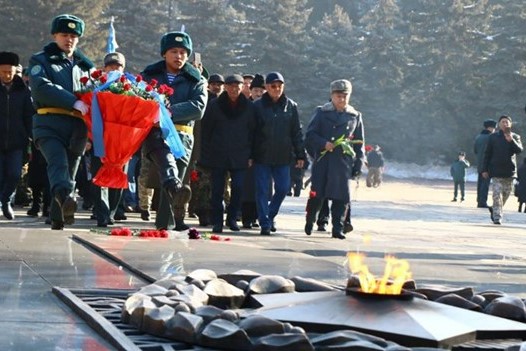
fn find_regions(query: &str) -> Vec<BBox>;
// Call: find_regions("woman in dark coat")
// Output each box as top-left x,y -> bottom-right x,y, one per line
304,79 -> 365,239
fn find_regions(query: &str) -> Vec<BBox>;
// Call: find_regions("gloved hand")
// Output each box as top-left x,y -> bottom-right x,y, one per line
73,100 -> 89,115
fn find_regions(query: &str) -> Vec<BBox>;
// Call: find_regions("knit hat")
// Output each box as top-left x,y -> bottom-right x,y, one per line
250,74 -> 265,89
0,52 -> 19,66
51,14 -> 85,37
160,32 -> 192,56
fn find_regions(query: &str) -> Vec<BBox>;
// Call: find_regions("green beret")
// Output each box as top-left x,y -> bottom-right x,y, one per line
160,31 -> 192,56
51,14 -> 85,37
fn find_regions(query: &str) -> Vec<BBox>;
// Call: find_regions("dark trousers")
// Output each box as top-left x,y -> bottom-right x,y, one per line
0,149 -> 23,204
453,180 -> 466,200
90,156 -> 125,225
210,168 -> 246,227
306,197 -> 347,234
477,173 -> 490,206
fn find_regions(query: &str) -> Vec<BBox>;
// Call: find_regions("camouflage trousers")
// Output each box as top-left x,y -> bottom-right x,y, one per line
491,177 -> 513,221
366,167 -> 382,188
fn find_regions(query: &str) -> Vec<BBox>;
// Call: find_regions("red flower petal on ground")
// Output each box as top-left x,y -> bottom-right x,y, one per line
210,235 -> 220,241
120,228 -> 132,236
224,237 -> 231,241
110,228 -> 121,236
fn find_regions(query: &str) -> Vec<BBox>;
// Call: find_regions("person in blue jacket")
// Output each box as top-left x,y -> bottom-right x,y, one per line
28,14 -> 93,229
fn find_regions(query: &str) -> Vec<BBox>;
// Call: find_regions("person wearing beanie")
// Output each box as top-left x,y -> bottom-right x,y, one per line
140,31 -> 207,231
0,52 -> 34,220
304,79 -> 364,239
252,71 -> 306,235
249,73 -> 265,101
482,115 -> 523,224
473,118 -> 497,208
28,14 -> 94,230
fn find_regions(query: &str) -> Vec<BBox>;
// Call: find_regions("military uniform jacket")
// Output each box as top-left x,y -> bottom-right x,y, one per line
0,75 -> 33,151
29,42 -> 94,155
306,102 -> 365,203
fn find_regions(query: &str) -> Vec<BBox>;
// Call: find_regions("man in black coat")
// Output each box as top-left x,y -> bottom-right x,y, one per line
482,115 -> 523,224
0,52 -> 33,220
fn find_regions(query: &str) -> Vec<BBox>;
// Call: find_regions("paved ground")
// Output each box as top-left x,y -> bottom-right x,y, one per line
1,177 -> 525,350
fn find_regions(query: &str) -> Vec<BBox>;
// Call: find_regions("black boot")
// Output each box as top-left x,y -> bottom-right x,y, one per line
54,188 -> 77,226
305,197 -> 321,236
2,202 -> 14,220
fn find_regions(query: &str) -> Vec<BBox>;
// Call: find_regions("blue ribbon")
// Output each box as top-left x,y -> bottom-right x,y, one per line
150,91 -> 186,159
91,70 -> 122,157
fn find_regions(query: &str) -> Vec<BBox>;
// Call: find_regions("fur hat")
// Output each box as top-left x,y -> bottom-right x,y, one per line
51,14 -> 85,37
0,52 -> 19,66
160,32 -> 192,56
330,79 -> 352,94
250,74 -> 265,89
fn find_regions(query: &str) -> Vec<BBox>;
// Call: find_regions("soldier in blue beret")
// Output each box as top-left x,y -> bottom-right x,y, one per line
28,14 -> 94,230
140,31 -> 208,231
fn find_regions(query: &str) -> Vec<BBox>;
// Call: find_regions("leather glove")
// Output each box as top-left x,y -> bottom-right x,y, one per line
73,100 -> 89,115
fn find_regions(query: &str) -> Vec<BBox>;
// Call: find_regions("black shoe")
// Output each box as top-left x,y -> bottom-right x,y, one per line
493,219 -> 502,225
460,198 -> 465,202
242,222 -> 252,229
228,222 -> 240,232
343,222 -> 354,233
174,220 -> 189,231
2,203 -> 14,220
252,221 -> 259,228
488,207 -> 494,221
316,224 -> 326,232
477,204 -> 488,208
270,222 -> 276,232
51,220 -> 64,230
260,228 -> 271,235
42,208 -> 50,217
212,224 -> 223,233
140,210 -> 150,221
54,191 -> 77,225
45,217 -> 51,225
114,213 -> 127,221
332,232 -> 346,240
451,198 -> 457,202
305,222 -> 313,235
27,207 -> 40,217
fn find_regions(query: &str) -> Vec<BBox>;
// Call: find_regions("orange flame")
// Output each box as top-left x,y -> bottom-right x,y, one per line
347,252 -> 412,294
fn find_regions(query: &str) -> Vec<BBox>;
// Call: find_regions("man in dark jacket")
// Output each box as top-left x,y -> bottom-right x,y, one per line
28,14 -> 93,229
0,52 -> 33,220
200,74 -> 256,233
141,31 -> 207,231
482,115 -> 523,224
253,72 -> 305,235
366,144 -> 385,188
474,119 -> 496,208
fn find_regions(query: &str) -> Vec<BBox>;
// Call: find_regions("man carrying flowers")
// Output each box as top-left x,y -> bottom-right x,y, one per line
141,31 -> 207,231
304,79 -> 365,239
29,14 -> 93,230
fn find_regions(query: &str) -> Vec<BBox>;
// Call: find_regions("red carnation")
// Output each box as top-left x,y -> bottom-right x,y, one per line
91,70 -> 103,79
123,83 -> 131,91
120,227 -> 132,236
145,85 -> 153,92
165,87 -> 174,96
135,74 -> 143,82
309,190 -> 317,198
99,75 -> 107,84
210,234 -> 220,241
150,79 -> 158,87
190,170 -> 199,183
80,76 -> 89,85
119,75 -> 127,83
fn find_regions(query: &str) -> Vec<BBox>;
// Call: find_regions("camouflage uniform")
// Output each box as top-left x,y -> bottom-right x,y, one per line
491,177 -> 513,221
189,164 -> 212,226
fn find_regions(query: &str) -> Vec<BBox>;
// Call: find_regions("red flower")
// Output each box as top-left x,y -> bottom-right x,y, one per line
91,70 -> 103,79
99,75 -> 107,84
123,83 -> 131,91
188,228 -> 201,239
150,79 -> 158,87
309,190 -> 317,198
145,85 -> 153,92
135,74 -> 143,83
119,75 -> 127,83
210,234 -> 220,241
365,144 -> 373,152
165,87 -> 174,96
190,170 -> 199,183
80,76 -> 89,85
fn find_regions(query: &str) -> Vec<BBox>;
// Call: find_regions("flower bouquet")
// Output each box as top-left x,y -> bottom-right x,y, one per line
318,134 -> 363,161
77,70 -> 184,188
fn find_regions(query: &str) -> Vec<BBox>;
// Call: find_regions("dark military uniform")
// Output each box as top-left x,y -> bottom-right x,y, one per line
28,16 -> 94,229
141,60 -> 207,230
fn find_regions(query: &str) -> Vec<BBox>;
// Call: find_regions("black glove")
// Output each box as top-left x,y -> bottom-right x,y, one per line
351,159 -> 362,179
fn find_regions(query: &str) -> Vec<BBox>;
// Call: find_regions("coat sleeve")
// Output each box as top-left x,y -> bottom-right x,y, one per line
169,77 -> 208,123
305,108 -> 325,159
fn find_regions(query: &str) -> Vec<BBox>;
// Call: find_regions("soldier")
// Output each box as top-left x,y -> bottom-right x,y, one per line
28,14 -> 93,229
0,52 -> 33,220
141,31 -> 207,231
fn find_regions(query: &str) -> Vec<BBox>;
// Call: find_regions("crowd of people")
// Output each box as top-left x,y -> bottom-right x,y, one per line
0,13 -> 369,239
3,13 -> 522,237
